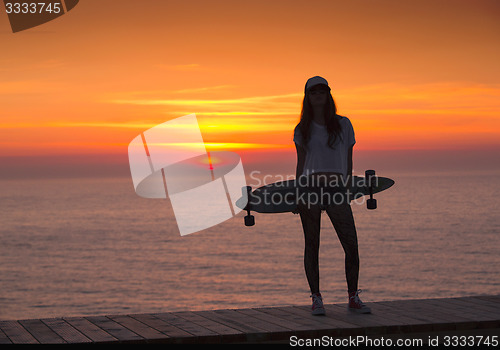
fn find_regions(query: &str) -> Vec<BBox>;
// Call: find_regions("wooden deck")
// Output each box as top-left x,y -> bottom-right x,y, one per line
0,295 -> 498,344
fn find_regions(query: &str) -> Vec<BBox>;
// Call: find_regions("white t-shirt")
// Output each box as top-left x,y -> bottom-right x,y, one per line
293,116 -> 355,178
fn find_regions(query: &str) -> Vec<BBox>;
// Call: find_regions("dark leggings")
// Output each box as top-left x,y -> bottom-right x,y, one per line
299,202 -> 359,294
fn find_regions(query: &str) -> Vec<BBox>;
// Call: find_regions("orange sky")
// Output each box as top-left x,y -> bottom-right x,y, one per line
1,0 -> 499,176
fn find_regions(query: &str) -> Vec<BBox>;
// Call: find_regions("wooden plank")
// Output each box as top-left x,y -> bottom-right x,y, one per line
323,304 -> 395,327
376,300 -> 454,325
333,304 -> 420,335
153,312 -> 219,339
464,296 -> 500,327
174,311 -> 244,338
41,318 -> 92,343
253,305 -> 361,342
0,327 -> 12,344
419,299 -> 484,323
413,299 -> 476,323
367,302 -> 435,333
258,305 -> 354,340
433,299 -> 500,330
378,301 -> 456,334
85,316 -> 143,343
459,296 -> 500,314
193,309 -> 285,343
443,298 -> 500,321
323,304 -> 390,336
0,320 -> 38,344
64,317 -> 117,343
379,298 -> 479,333
0,325 -> 10,345
353,309 -> 412,329
220,308 -> 291,333
194,309 -> 270,334
108,315 -> 167,342
474,295 -> 500,303
368,301 -> 432,326
19,319 -> 65,344
131,314 -> 192,341
286,305 -> 361,330
292,304 -> 356,329
254,305 -> 332,334
237,307 -> 311,332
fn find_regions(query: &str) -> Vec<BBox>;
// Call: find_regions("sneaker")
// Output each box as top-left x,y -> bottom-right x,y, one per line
311,292 -> 326,315
348,289 -> 371,314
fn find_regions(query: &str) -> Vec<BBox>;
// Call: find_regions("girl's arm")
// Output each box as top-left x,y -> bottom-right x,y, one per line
295,143 -> 306,179
347,145 -> 353,177
293,143 -> 306,214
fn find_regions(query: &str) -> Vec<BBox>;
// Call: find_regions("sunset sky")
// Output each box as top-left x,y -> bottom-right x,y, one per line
1,0 -> 499,177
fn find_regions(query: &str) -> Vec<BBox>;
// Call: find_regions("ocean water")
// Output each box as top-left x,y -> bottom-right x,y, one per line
0,171 -> 499,321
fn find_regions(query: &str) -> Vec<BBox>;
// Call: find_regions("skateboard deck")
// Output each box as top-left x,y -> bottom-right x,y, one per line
235,170 -> 395,226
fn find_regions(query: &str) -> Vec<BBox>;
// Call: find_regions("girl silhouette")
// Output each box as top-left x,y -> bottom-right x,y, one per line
293,76 -> 370,315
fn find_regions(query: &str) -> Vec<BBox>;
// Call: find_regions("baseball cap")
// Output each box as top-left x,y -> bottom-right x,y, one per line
305,76 -> 330,93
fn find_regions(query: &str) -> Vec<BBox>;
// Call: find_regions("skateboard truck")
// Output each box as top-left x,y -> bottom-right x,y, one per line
365,169 -> 377,210
242,186 -> 255,226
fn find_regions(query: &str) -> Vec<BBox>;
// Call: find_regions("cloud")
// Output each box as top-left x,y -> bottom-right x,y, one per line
110,92 -> 301,106
171,85 -> 235,94
106,92 -> 303,133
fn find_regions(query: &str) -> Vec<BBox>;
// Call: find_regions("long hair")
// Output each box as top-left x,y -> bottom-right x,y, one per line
297,87 -> 342,148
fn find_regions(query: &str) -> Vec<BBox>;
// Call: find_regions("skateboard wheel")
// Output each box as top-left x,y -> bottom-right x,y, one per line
244,215 -> 255,226
365,170 -> 375,188
367,198 -> 377,210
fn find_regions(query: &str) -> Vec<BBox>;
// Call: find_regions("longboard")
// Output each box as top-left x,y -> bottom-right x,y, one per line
235,170 -> 395,226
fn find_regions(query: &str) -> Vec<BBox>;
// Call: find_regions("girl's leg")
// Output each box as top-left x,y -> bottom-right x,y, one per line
325,203 -> 359,293
298,204 -> 322,294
